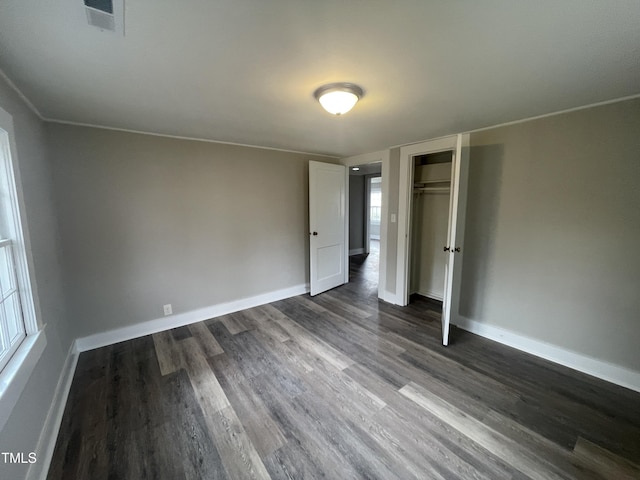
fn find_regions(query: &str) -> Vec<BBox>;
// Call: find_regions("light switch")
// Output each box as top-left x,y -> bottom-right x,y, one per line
391,213 -> 396,223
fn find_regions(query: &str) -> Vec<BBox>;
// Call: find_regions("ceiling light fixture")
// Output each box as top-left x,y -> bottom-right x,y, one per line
314,83 -> 364,115
352,167 -> 360,171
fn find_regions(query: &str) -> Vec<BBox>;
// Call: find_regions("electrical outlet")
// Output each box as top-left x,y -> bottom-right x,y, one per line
163,304 -> 172,316
391,213 -> 397,223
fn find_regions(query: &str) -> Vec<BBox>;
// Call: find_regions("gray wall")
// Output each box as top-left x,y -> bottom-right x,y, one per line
349,175 -> 365,251
459,98 -> 640,371
410,191 -> 449,300
2,71 -> 638,479
47,124 -> 332,338
0,77 -> 70,479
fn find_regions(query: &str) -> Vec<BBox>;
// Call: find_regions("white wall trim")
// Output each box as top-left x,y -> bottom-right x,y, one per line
388,93 -> 640,151
27,283 -> 309,477
0,68 -> 44,120
465,93 -> 640,135
396,135 -> 459,307
349,248 -> 365,256
3,64 -> 639,162
75,284 -> 309,352
0,106 -> 43,333
45,118 -> 338,159
26,342 -> 79,480
454,316 -> 640,393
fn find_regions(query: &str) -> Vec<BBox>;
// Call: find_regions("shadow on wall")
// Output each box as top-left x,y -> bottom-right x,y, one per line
459,144 -> 504,320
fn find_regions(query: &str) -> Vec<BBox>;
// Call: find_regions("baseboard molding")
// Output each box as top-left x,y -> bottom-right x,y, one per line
27,342 -> 79,480
349,248 -> 365,255
453,316 -> 640,393
75,283 -> 310,352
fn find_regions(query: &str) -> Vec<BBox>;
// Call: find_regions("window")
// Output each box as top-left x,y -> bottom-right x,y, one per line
0,237 -> 26,372
370,176 -> 382,226
0,105 -> 46,430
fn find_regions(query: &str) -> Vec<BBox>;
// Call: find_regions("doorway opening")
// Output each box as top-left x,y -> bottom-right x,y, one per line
349,162 -> 382,292
409,151 -> 452,303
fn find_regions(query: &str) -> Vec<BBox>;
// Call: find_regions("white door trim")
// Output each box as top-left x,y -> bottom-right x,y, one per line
396,135 -> 459,306
341,150 -> 390,301
364,174 -> 372,255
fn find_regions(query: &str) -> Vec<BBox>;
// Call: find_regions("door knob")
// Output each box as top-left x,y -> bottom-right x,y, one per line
312,232 -> 318,236
443,246 -> 450,252
454,247 -> 461,252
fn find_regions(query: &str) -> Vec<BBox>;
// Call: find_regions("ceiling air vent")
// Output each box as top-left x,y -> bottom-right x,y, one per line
84,0 -> 124,34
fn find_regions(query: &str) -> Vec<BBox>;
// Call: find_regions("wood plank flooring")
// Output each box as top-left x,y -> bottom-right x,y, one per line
48,247 -> 640,479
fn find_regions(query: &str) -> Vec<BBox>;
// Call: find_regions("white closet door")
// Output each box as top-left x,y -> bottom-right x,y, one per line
441,134 -> 470,345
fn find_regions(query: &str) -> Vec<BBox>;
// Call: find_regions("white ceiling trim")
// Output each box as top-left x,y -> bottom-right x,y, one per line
0,67 -> 43,120
1,2 -> 639,157
2,67 -> 638,161
389,93 -> 640,151
465,93 -> 640,135
1,62 -> 337,158
42,117 -> 340,158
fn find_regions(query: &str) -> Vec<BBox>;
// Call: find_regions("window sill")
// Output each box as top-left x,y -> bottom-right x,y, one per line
0,330 -> 47,432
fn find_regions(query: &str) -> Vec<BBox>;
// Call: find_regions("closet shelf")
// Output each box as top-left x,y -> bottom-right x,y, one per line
415,163 -> 451,184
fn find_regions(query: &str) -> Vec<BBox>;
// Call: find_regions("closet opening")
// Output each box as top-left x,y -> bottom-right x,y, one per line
409,150 -> 453,306
397,134 -> 469,345
349,162 -> 382,291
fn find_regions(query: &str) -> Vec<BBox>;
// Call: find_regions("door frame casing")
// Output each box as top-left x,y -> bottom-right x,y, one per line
363,173 -> 381,255
396,135 -> 460,306
341,150 -> 390,301
395,133 -> 470,345
364,174 -> 371,255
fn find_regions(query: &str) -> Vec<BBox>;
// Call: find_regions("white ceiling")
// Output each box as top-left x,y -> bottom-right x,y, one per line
1,1 -> 639,157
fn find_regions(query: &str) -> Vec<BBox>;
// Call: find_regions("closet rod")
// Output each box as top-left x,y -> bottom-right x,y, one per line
413,187 -> 450,194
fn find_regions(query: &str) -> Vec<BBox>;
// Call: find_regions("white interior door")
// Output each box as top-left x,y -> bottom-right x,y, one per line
441,134 -> 470,345
397,134 -> 470,345
309,161 -> 348,296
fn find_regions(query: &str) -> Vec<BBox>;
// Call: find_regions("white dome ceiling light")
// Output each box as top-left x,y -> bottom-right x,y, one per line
314,83 -> 364,115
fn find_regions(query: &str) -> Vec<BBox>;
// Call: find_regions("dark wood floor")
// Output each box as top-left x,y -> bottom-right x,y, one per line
48,246 -> 640,479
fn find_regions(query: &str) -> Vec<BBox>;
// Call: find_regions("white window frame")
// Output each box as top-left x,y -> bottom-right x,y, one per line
0,238 -> 27,372
0,106 -> 46,432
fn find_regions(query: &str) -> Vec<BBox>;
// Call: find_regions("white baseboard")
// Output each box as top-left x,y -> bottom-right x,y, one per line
349,248 -> 365,255
27,342 -> 79,480
453,316 -> 640,393
75,283 -> 309,352
25,283 -> 308,478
